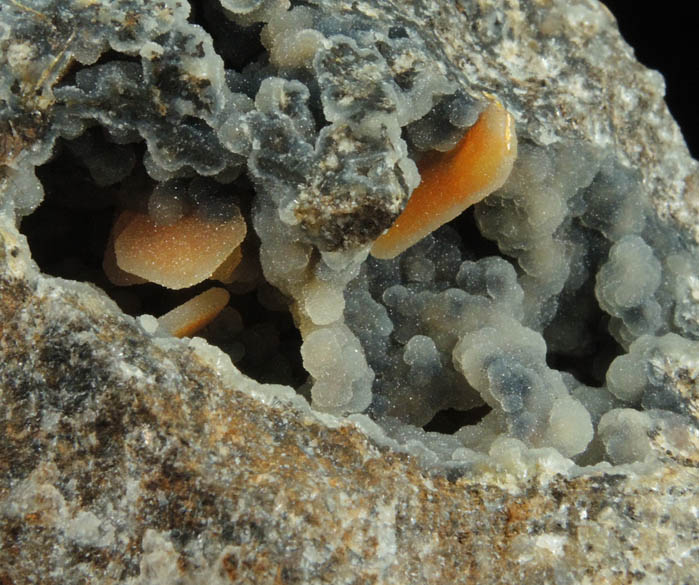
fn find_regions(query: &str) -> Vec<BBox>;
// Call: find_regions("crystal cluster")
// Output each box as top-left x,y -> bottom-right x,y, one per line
1,0 -> 697,467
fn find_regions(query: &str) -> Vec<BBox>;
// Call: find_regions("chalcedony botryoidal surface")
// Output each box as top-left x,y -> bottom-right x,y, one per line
1,0 -> 697,492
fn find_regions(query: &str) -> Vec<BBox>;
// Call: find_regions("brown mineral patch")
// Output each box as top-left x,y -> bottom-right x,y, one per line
505,500 -> 531,525
0,115 -> 46,166
221,552 -> 238,581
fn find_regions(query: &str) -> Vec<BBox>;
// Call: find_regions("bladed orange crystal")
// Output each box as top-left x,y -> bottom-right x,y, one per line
371,99 -> 517,259
157,287 -> 231,338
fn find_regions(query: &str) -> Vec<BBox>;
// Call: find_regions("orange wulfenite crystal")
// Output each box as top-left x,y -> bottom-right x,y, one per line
157,287 -> 231,338
210,247 -> 243,284
112,208 -> 246,289
371,98 -> 517,259
103,211 -> 148,286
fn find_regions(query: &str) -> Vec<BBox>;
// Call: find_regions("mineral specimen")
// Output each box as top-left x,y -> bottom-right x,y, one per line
1,0 -> 697,582
112,208 -> 246,289
158,286 -> 231,337
371,98 -> 517,259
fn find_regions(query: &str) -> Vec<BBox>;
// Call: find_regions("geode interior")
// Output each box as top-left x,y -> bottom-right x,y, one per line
2,0 -> 698,469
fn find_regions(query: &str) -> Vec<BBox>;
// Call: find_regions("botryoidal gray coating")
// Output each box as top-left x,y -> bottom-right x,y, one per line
1,0 -> 698,470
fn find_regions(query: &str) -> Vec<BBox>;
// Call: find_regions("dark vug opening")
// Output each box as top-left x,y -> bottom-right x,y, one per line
423,404 -> 492,435
21,128 -> 306,389
449,205 -> 503,260
543,223 -> 625,388
188,0 -> 266,73
545,312 -> 625,388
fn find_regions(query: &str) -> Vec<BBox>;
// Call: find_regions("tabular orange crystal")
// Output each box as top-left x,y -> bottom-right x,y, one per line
113,207 -> 246,289
157,287 -> 231,338
370,99 -> 517,259
103,211 -> 148,286
210,246 -> 243,284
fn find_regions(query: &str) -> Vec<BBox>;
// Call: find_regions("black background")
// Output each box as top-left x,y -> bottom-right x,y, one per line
602,1 -> 696,157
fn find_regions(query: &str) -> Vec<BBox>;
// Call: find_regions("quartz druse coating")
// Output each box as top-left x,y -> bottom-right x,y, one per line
1,0 -> 698,583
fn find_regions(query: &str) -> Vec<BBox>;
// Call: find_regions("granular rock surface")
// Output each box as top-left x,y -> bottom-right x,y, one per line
1,0 -> 698,583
